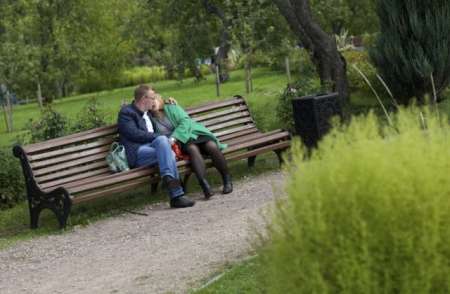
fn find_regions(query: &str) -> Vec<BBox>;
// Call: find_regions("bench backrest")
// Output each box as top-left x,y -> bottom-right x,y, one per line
20,96 -> 257,191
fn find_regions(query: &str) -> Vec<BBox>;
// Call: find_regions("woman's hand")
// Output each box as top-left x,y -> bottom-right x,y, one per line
164,97 -> 177,105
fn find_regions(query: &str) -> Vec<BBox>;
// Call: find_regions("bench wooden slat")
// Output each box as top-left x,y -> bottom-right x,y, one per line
28,137 -> 115,162
224,132 -> 290,154
39,168 -> 111,190
33,152 -> 108,176
72,177 -> 156,204
208,117 -> 254,132
31,145 -> 111,169
66,157 -> 192,193
36,161 -> 108,183
24,126 -> 118,154
62,166 -> 151,191
215,124 -> 257,137
225,140 -> 291,161
224,130 -> 285,146
192,105 -> 248,122
67,167 -> 157,194
219,128 -> 260,142
185,97 -> 244,115
201,111 -> 251,128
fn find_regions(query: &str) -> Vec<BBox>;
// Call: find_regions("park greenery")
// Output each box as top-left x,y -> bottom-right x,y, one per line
260,107 -> 450,293
1,0 -> 450,292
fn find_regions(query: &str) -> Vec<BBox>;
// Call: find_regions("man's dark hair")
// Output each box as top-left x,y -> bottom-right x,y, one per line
134,84 -> 153,101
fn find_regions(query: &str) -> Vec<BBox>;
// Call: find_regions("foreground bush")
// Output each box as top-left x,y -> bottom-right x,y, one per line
0,148 -> 25,209
261,107 -> 450,293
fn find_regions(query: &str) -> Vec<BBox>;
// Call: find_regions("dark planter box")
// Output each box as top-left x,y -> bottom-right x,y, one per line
292,92 -> 343,149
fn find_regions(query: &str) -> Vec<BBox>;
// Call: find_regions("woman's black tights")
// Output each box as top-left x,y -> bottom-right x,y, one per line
185,140 -> 229,180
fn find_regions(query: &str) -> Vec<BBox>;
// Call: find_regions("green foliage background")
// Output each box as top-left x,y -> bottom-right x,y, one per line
370,0 -> 450,104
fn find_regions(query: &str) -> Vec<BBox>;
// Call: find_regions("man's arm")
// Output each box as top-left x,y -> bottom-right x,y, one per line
118,109 -> 156,143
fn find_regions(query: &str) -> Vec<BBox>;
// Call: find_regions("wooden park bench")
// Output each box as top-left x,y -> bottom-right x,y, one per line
13,96 -> 291,229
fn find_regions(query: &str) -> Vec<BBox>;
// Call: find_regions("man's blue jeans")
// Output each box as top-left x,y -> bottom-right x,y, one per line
136,136 -> 184,199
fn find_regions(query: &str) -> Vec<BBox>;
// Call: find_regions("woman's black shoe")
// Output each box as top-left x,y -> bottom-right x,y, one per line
222,174 -> 233,194
199,178 -> 214,199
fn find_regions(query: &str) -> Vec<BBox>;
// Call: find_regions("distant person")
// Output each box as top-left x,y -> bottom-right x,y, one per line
149,88 -> 233,198
117,85 -> 195,208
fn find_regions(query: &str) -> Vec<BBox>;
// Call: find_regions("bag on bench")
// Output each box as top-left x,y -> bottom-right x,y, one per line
106,142 -> 129,172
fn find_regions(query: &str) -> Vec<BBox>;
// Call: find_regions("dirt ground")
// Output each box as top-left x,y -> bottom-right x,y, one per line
0,171 -> 285,294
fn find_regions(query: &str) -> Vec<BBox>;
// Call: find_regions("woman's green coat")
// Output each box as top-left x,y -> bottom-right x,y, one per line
154,104 -> 227,150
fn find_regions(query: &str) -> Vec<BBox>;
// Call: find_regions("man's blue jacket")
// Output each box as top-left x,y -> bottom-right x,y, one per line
117,104 -> 157,168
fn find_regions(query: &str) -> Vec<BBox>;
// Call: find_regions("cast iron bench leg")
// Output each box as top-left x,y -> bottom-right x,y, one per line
248,156 -> 256,168
182,173 -> 192,193
29,188 -> 71,229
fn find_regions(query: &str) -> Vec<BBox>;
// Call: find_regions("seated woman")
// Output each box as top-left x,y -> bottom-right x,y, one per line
149,92 -> 232,198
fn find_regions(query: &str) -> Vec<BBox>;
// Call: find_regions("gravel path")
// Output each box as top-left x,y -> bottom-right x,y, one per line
0,171 -> 285,294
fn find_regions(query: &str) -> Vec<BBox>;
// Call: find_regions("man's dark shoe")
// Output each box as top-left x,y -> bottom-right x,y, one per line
222,174 -> 233,194
170,196 -> 195,208
198,178 -> 214,199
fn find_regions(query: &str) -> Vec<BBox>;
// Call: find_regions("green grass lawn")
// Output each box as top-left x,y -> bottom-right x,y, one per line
192,256 -> 265,294
0,68 -> 290,147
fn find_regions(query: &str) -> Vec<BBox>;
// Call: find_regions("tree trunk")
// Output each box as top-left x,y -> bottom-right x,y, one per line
249,63 -> 253,92
36,80 -> 44,109
2,105 -> 10,133
2,91 -> 13,132
202,0 -> 231,82
215,64 -> 220,97
285,56 -> 292,84
245,62 -> 250,94
273,0 -> 349,104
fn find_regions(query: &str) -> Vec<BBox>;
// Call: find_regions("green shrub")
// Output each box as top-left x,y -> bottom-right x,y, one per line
260,107 -> 450,293
23,106 -> 68,144
71,98 -> 109,132
0,148 -> 25,209
275,78 -> 321,133
184,64 -> 211,79
269,47 -> 316,78
343,50 -> 382,94
361,32 -> 379,50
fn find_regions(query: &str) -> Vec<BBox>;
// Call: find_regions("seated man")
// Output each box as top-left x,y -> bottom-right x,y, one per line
117,84 -> 195,208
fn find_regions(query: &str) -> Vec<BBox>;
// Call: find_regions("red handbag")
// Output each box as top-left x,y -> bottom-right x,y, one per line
172,142 -> 190,161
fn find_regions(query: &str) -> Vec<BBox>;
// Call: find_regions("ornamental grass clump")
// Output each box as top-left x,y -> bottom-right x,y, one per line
260,107 -> 450,293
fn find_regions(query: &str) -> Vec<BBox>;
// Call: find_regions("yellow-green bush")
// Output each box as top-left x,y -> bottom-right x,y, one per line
261,107 -> 450,293
122,66 -> 167,86
183,64 -> 211,79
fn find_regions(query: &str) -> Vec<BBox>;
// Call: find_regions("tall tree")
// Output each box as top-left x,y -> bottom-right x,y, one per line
311,0 -> 378,35
202,0 -> 233,82
273,0 -> 349,102
0,0 -> 36,126
228,0 -> 292,93
370,0 -> 450,104
162,0 -> 218,81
